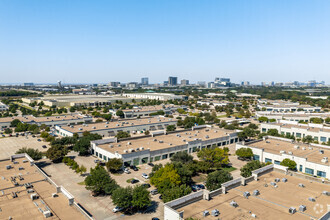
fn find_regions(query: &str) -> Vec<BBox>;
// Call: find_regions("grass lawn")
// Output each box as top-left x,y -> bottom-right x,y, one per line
192,173 -> 207,183
77,181 -> 85,185
126,178 -> 134,183
221,166 -> 237,172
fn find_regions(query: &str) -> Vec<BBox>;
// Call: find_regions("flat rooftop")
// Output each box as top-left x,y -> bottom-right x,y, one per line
264,123 -> 330,133
0,114 -> 87,124
246,138 -> 330,166
178,171 -> 330,220
59,117 -> 177,133
29,94 -> 133,103
96,127 -> 236,154
0,157 -> 83,219
122,104 -> 178,113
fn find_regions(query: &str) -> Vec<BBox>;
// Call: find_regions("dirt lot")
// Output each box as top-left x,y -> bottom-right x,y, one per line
0,136 -> 50,159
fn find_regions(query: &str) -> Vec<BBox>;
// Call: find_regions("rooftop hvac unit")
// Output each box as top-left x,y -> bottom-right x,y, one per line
308,147 -> 313,150
43,210 -> 52,218
127,142 -> 131,145
30,193 -> 38,200
118,144 -> 121,147
289,207 -> 296,214
24,183 -> 33,189
23,160 -> 28,163
124,150 -> 128,153
140,147 -> 144,150
230,200 -> 238,207
78,128 -> 83,131
266,141 -> 270,143
27,189 -> 34,193
211,209 -> 219,216
52,193 -> 58,197
182,139 -> 186,142
299,205 -> 306,212
153,139 -> 157,142
298,183 -> 305,188
308,197 -> 315,202
282,178 -> 287,182
109,145 -> 114,148
288,151 -> 293,155
92,126 -> 96,129
159,140 -> 163,143
105,125 -> 108,128
6,165 -> 12,170
280,150 -> 286,154
321,157 -> 328,163
136,148 -> 140,151
205,135 -> 209,139
243,191 -> 250,198
322,191 -> 330,196
294,145 -> 299,149
302,147 -> 306,150
275,178 -> 280,182
19,167 -> 24,170
253,190 -> 260,196
270,182 -> 276,186
13,161 -> 18,164
251,214 -> 257,218
319,150 -> 324,154
11,192 -> 17,198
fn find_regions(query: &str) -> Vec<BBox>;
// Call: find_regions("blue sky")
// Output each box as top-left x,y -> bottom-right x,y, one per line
0,0 -> 329,84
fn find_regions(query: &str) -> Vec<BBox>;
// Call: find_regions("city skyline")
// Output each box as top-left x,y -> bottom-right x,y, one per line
1,0 -> 330,84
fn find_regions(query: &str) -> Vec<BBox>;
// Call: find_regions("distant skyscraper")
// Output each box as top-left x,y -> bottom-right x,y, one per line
141,77 -> 149,85
241,81 -> 250,86
181,79 -> 189,85
261,82 -> 267,86
197,81 -> 206,87
109,82 -> 120,87
22,82 -> 34,86
168,76 -> 178,86
57,81 -> 62,88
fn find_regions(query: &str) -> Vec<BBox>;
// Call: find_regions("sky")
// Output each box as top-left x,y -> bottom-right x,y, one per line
0,0 -> 330,84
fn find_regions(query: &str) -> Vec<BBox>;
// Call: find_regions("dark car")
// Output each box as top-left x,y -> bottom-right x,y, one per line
142,183 -> 151,188
130,165 -> 138,171
131,179 -> 139,184
152,218 -> 160,220
150,189 -> 158,195
42,145 -> 47,149
159,195 -> 162,200
32,135 -> 36,138
37,139 -> 41,142
148,162 -> 154,167
197,184 -> 205,189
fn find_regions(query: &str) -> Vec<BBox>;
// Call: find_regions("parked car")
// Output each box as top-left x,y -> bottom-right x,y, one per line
130,165 -> 138,171
124,168 -> 131,174
142,183 -> 151,188
152,218 -> 160,220
37,139 -> 41,142
94,159 -> 100,163
197,184 -> 205,189
150,189 -> 158,195
131,179 -> 139,184
32,135 -> 36,138
142,173 -> 149,179
42,145 -> 47,149
191,185 -> 199,192
112,206 -> 123,213
148,162 -> 154,167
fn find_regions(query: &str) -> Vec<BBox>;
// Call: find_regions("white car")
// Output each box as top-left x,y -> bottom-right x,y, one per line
124,168 -> 131,174
142,173 -> 149,179
112,206 -> 123,213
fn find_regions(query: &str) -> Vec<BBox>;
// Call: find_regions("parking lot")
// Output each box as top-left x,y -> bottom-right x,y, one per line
40,152 -> 164,220
0,135 -> 50,159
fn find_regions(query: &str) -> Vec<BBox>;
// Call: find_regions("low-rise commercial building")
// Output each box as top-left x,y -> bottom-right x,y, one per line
111,105 -> 186,118
260,120 -> 330,143
90,126 -> 239,166
0,114 -> 92,129
236,136 -> 330,179
257,100 -> 321,112
55,117 -> 177,137
164,164 -> 330,220
0,102 -> 8,111
256,111 -> 330,123
0,154 -> 90,219
123,93 -> 186,101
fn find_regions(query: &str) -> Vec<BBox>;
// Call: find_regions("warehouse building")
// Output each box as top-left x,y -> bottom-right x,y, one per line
123,93 -> 186,101
236,136 -> 330,179
55,117 -> 177,137
257,100 -> 321,112
90,126 -> 239,166
0,114 -> 92,129
256,111 -> 330,123
110,105 -> 187,118
260,120 -> 330,143
0,154 -> 90,219
164,164 -> 330,220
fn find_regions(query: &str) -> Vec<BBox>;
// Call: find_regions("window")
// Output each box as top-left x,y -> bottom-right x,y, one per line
192,147 -> 198,152
274,160 -> 280,165
95,152 -> 98,157
133,158 -> 139,166
103,155 -> 107,161
217,143 -> 221,146
299,165 -> 302,172
262,128 -> 267,133
230,139 -> 234,144
222,141 -> 226,146
320,137 -> 327,143
265,158 -> 272,163
141,157 -> 148,164
154,156 -> 161,161
314,137 -> 318,141
162,154 -> 168,160
317,171 -> 326,178
296,133 -> 301,138
253,155 -> 260,161
305,168 -> 314,175
99,153 -> 103,159
235,138 -> 239,142
150,157 -> 153,162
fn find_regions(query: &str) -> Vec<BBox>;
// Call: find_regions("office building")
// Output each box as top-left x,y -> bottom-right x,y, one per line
141,77 -> 149,85
22,82 -> 34,87
164,163 -> 330,220
110,105 -> 187,118
256,112 -> 330,123
0,102 -> 8,111
257,100 -> 322,112
55,117 -> 177,137
123,93 -> 185,101
181,79 -> 189,85
168,77 -> 178,86
90,126 -> 239,166
109,82 -> 121,87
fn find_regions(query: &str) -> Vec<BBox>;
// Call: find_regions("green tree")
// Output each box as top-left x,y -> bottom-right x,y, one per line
267,129 -> 279,136
115,131 -> 130,140
150,164 -> 181,194
116,110 -> 124,118
302,135 -> 313,144
166,125 -> 176,132
238,127 -> 256,140
131,185 -> 152,209
206,170 -> 233,191
170,151 -> 193,164
106,158 -> 123,173
16,147 -> 42,160
10,119 -> 21,127
325,117 -> 330,124
80,165 -> 87,175
235,148 -> 253,160
85,165 -> 119,195
309,117 -> 324,124
240,160 -> 268,178
258,116 -> 268,123
280,158 -> 297,170
112,187 -> 133,210
46,144 -> 68,162
162,184 -> 192,203
197,147 -> 229,168
4,128 -> 13,134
